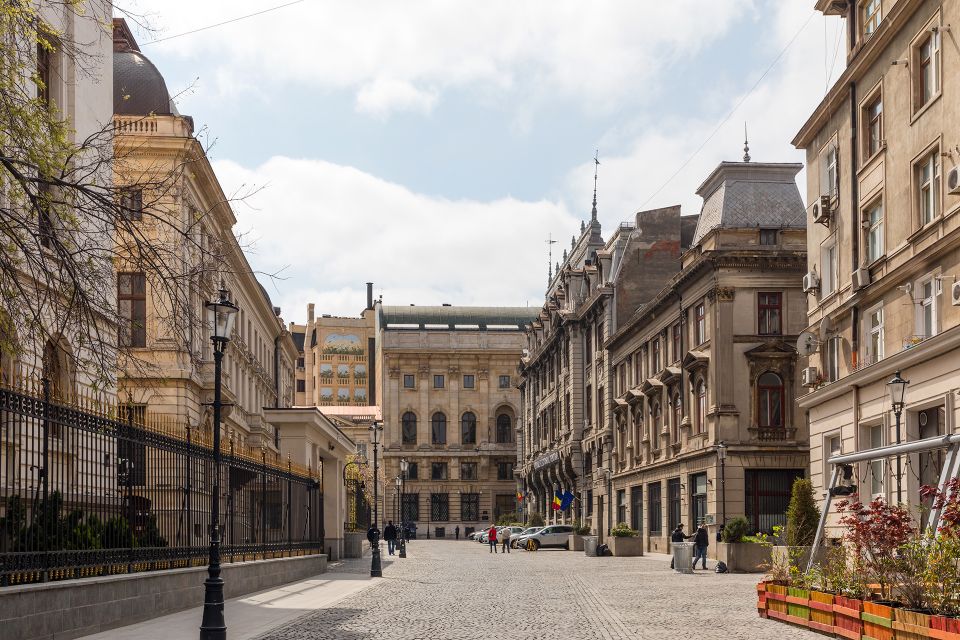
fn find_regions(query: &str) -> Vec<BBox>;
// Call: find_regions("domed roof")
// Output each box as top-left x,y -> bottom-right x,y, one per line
114,48 -> 176,116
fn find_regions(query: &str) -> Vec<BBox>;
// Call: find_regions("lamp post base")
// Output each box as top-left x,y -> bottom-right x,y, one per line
370,546 -> 383,577
399,540 -> 406,558
199,574 -> 226,640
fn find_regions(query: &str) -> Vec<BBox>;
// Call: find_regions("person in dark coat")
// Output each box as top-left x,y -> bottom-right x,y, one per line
383,521 -> 398,556
669,523 -> 692,569
455,525 -> 460,540
692,523 -> 709,570
366,524 -> 380,551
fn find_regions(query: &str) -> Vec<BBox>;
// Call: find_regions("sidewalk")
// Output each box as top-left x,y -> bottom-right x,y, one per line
77,554 -> 390,640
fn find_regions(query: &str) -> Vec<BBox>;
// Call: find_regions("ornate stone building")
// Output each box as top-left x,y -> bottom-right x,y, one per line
377,304 -> 536,537
795,0 -> 959,530
606,161 -> 809,553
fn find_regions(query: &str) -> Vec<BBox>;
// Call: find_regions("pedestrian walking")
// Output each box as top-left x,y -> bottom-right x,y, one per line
367,523 -> 381,551
487,524 -> 498,553
500,526 -> 512,553
669,523 -> 691,569
692,523 -> 709,570
384,520 -> 398,556
455,525 -> 460,540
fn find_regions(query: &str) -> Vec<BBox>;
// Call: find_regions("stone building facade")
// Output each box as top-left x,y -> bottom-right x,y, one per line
606,161 -> 810,553
377,304 -> 537,537
795,0 -> 960,531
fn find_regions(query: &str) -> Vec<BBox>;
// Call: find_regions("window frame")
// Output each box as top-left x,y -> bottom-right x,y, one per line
117,271 -> 147,348
460,411 -> 477,445
120,188 -> 143,221
694,303 -> 706,345
820,235 -> 837,297
757,291 -> 782,336
431,412 -> 447,445
864,303 -> 884,365
496,413 -> 512,444
433,374 -> 445,389
825,336 -> 842,383
403,374 -> 415,389
757,371 -> 785,429
759,229 -> 778,245
912,18 -> 942,114
460,461 -> 478,481
863,198 -> 884,264
498,375 -> 511,389
696,379 -> 707,434
861,0 -> 882,40
463,374 -> 475,389
402,411 -> 418,445
861,89 -> 884,161
915,147 -> 942,227
431,462 -> 448,481
915,273 -> 938,340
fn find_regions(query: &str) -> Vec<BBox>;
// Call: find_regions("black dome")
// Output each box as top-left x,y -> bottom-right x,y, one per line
114,50 -> 174,116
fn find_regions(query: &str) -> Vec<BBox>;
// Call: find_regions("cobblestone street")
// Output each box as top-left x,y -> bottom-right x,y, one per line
258,540 -> 820,640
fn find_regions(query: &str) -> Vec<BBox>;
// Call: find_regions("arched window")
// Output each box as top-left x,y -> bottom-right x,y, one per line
431,412 -> 447,445
496,414 -> 512,443
696,380 -> 707,434
757,372 -> 784,428
461,412 -> 476,445
402,412 -> 418,445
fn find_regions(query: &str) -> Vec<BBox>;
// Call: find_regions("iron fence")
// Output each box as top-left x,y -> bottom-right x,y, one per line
0,380 -> 323,586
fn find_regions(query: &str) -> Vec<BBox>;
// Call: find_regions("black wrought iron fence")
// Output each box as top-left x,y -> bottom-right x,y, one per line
0,380 -> 324,586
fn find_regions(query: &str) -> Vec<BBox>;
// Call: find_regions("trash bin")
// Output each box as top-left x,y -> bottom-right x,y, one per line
584,536 -> 599,557
672,541 -> 694,573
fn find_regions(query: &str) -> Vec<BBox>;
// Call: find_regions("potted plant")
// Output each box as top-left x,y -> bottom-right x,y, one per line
719,515 -> 771,572
568,521 -> 591,551
608,522 -> 643,556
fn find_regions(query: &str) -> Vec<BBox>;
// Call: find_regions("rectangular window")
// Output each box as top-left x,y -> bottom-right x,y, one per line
745,469 -> 804,534
587,489 -> 594,517
915,30 -> 941,109
430,493 -> 449,521
864,423 -> 885,496
667,478 -> 681,532
863,94 -> 883,158
586,384 -> 593,425
120,188 -> 143,221
497,461 -> 514,481
825,433 -> 842,479
406,462 -> 418,480
819,143 -> 839,199
862,0 -> 881,39
460,493 -> 480,521
36,43 -> 52,106
463,374 -> 475,389
460,462 -> 477,481
647,482 -> 662,535
690,473 -> 707,527
917,276 -> 937,339
652,338 -> 661,372
296,357 -> 304,368
403,374 -> 415,389
825,337 -> 841,383
585,330 -> 592,367
865,200 -> 884,263
630,486 -> 643,533
695,303 -> 706,344
433,374 -> 444,389
118,272 -> 147,348
917,150 -> 941,226
865,304 -> 884,364
759,229 -> 778,245
616,489 -> 626,526
757,292 -> 782,336
499,374 -> 511,389
401,493 -> 419,522
820,237 -> 837,297
296,379 -> 305,392
355,442 -> 368,459
431,462 -> 448,481
672,324 -> 681,362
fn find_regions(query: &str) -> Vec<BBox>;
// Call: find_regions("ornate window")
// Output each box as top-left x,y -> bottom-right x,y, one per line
696,380 -> 707,434
402,412 -> 417,445
757,292 -> 782,336
496,413 -> 512,443
460,412 -> 476,445
431,412 -> 447,445
672,393 -> 682,443
757,372 -> 784,429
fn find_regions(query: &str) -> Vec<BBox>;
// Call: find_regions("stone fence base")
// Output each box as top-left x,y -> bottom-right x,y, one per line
0,553 -> 327,640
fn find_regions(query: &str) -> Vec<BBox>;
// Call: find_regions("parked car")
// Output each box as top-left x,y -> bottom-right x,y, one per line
519,525 -> 575,550
499,526 -> 525,546
510,526 -> 543,548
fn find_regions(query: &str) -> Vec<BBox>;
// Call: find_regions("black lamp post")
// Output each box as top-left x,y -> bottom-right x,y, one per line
887,370 -> 909,504
716,441 -> 727,536
370,421 -> 383,577
200,288 -> 238,640
399,458 -> 407,558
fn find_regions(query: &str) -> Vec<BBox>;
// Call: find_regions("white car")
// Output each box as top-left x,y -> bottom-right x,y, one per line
511,526 -> 544,548
519,524 -> 575,550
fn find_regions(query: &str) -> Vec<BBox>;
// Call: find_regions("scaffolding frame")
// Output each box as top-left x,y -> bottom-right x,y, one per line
807,433 -> 960,571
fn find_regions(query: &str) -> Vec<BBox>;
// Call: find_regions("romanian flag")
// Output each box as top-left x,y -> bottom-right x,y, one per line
516,492 -> 523,502
560,490 -> 575,511
552,490 -> 562,511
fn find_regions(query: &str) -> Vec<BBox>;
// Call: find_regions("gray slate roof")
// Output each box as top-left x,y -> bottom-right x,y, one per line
380,305 -> 538,330
691,162 -> 805,246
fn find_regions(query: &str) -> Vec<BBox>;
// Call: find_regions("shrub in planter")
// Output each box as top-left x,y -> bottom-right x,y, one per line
572,520 -> 592,535
836,497 -> 913,601
785,478 -> 821,547
721,515 -> 750,543
610,522 -> 638,537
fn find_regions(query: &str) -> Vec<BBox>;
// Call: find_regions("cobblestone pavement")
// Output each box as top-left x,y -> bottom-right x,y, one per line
256,540 -> 819,640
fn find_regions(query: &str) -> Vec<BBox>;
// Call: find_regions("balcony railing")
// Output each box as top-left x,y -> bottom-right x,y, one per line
749,426 -> 797,441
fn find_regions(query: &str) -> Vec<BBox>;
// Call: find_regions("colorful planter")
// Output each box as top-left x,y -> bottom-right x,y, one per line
894,609 -> 934,640
834,595 -> 864,640
930,616 -> 960,640
808,591 -> 835,635
862,600 -> 895,640
757,582 -> 768,618
786,587 -> 812,627
766,583 -> 790,619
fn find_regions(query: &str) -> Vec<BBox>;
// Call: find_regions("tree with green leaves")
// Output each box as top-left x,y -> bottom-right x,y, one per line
785,477 -> 821,546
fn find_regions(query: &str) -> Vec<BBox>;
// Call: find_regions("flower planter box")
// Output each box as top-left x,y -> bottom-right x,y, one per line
609,536 -> 643,557
862,601 -> 895,640
716,542 -> 770,573
930,616 -> 960,640
785,586 -> 811,627
894,609 -> 934,640
808,591 -> 835,634
757,582 -> 769,617
766,583 -> 789,619
834,595 -> 864,640
568,535 -> 585,551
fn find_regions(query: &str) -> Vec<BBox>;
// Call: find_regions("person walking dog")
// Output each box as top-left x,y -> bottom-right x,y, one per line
488,524 -> 498,553
692,523 -> 709,570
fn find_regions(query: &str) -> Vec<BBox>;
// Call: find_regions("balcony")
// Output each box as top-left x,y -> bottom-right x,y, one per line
748,426 -> 798,441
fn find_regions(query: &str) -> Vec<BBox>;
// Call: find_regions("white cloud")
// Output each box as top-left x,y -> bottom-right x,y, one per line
215,157 -> 575,322
131,0 -> 755,117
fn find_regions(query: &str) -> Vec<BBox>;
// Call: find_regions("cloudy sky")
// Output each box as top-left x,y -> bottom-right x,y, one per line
118,1 -> 844,323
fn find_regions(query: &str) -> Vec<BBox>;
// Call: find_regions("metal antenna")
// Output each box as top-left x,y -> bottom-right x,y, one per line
546,233 -> 558,282
591,150 -> 600,222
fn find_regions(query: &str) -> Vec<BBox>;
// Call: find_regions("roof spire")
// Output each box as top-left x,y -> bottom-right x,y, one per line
743,123 -> 751,162
591,149 -> 600,222
546,233 -> 558,283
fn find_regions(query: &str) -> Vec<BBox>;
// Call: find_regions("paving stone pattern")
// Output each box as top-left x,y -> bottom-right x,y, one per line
256,540 -> 820,640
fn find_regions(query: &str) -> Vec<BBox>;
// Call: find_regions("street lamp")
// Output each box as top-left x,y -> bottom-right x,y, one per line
399,458 -> 408,558
200,288 -> 238,640
716,441 -> 728,538
887,370 -> 909,503
369,421 -> 383,577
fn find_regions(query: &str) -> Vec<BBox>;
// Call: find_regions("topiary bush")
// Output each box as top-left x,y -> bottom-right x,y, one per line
785,477 -> 821,546
722,515 -> 751,543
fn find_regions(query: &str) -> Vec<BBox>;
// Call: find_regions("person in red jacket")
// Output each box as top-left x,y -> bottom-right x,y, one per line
488,524 -> 498,553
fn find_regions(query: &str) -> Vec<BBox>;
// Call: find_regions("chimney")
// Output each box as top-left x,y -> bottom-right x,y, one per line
366,282 -> 374,310
308,303 -> 315,323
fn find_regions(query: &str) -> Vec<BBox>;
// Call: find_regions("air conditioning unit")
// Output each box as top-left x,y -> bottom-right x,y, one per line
803,272 -> 820,293
852,268 -> 871,291
811,195 -> 832,225
952,280 -> 960,307
948,166 -> 960,195
801,367 -> 820,387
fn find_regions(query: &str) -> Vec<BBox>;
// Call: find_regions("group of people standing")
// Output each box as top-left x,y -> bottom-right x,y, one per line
367,520 -> 405,555
486,524 -> 511,553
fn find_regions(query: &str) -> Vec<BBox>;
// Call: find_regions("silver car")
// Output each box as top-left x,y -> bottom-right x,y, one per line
520,524 -> 575,550
511,526 -> 544,549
